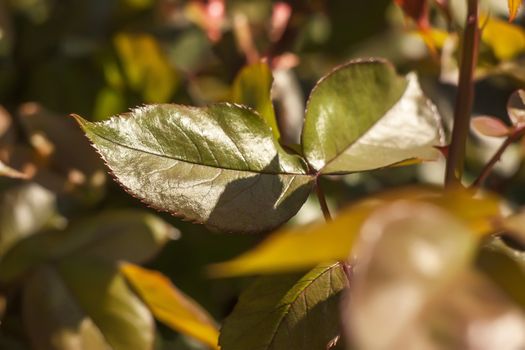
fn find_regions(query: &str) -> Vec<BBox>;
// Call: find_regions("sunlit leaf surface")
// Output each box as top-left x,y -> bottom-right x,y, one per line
302,60 -> 443,174
75,104 -> 314,233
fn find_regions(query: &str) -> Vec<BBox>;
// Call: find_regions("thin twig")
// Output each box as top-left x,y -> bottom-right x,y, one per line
444,0 -> 479,187
315,176 -> 332,221
471,127 -> 525,188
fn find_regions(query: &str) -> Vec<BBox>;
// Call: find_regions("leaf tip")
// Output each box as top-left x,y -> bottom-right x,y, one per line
70,114 -> 89,129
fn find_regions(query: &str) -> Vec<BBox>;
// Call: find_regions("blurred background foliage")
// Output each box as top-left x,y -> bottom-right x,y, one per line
3,0 -> 525,349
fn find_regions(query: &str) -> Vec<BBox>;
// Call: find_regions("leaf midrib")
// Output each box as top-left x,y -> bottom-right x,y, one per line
265,263 -> 341,349
88,127 -> 310,177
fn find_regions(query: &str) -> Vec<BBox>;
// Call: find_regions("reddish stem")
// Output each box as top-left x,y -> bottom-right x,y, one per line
444,0 -> 480,187
471,127 -> 525,188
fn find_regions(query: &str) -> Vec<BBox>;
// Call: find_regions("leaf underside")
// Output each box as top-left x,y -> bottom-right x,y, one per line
302,59 -> 443,174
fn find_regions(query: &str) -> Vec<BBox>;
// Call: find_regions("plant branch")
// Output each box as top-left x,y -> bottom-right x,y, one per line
471,127 -> 525,188
444,0 -> 479,188
315,177 -> 332,221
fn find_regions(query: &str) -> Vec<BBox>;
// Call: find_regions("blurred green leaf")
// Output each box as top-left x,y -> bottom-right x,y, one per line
0,210 -> 176,284
121,263 -> 219,350
0,183 -> 57,256
23,265 -> 110,350
219,263 -> 347,350
57,257 -> 155,350
302,59 -> 443,174
75,104 -> 314,233
478,237 -> 525,309
232,62 -> 279,140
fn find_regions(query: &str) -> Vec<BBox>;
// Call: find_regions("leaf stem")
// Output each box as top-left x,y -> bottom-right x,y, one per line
315,177 -> 332,221
471,127 -> 525,188
444,0 -> 479,188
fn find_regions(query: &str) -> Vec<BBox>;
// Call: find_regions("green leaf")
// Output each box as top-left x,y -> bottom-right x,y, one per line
209,188 -> 501,277
121,263 -> 220,350
0,210 -> 175,284
23,261 -> 155,350
75,104 -> 314,233
219,263 -> 347,350
477,237 -> 525,309
23,265 -> 110,350
232,62 -> 279,140
302,59 -> 443,174
114,32 -> 178,103
57,257 -> 155,350
0,183 -> 57,256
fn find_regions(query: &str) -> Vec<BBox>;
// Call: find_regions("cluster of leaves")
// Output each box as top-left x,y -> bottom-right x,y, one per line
5,0 -> 525,350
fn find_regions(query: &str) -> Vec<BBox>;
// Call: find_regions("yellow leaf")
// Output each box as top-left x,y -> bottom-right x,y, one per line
121,263 -> 220,350
232,62 -> 280,140
481,15 -> 525,60
114,33 -> 178,103
208,187 -> 502,277
508,0 -> 523,22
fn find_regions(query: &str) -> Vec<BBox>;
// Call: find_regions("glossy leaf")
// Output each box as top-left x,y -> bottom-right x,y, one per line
219,263 -> 347,350
232,62 -> 279,140
471,116 -> 511,137
209,188 -> 501,277
0,210 -> 175,284
344,201 -> 525,349
508,0 -> 523,22
302,60 -> 443,174
75,104 -> 314,233
507,90 -> 525,126
121,263 -> 219,350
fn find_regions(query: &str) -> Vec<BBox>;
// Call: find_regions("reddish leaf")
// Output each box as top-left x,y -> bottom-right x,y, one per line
471,116 -> 512,137
395,0 -> 430,29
